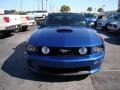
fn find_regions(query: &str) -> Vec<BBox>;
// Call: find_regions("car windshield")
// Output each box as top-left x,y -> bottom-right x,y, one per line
43,13 -> 88,26
84,14 -> 97,18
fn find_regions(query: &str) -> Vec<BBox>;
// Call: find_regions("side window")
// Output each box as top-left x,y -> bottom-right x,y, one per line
118,14 -> 120,20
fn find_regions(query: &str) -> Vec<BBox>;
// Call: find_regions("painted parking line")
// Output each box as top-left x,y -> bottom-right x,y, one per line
100,70 -> 120,72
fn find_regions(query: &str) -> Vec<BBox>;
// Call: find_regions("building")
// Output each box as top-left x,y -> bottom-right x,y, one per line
119,0 -> 120,8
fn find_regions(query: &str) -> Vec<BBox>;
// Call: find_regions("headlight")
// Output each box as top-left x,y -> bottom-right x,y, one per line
41,46 -> 50,55
79,47 -> 88,55
26,45 -> 37,52
92,46 -> 104,53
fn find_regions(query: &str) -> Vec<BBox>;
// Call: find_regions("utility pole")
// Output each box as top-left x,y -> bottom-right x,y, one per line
119,0 -> 120,8
41,0 -> 43,10
46,0 -> 48,11
38,0 -> 40,11
20,0 -> 23,12
50,3 -> 52,12
94,8 -> 96,13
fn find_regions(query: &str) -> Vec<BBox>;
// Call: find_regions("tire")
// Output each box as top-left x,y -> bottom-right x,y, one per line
14,29 -> 20,33
21,26 -> 28,31
3,31 -> 11,36
0,32 -> 4,38
115,30 -> 120,35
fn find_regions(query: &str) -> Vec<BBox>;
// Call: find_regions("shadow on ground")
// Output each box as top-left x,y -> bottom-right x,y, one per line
95,28 -> 120,45
0,33 -> 14,39
1,42 -> 89,82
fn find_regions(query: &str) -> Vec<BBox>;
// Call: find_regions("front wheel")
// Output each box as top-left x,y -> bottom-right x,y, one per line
0,32 -> 4,38
20,26 -> 28,32
115,30 -> 120,35
4,31 -> 12,36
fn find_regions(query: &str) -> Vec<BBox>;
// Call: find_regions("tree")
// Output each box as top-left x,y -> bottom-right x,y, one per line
97,8 -> 104,14
10,10 -> 16,14
87,7 -> 92,13
117,7 -> 120,12
60,5 -> 70,13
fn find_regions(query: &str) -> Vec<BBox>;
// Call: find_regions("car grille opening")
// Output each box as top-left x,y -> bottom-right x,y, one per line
35,47 -> 91,56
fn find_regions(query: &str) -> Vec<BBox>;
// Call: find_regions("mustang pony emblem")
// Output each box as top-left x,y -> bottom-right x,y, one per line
59,49 -> 71,53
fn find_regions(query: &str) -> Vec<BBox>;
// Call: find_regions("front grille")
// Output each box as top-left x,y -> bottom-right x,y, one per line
36,47 -> 91,56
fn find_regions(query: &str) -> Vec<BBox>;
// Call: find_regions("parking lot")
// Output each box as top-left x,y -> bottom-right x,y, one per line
0,26 -> 120,90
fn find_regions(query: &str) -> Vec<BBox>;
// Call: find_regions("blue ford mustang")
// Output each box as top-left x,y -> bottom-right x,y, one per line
25,13 -> 105,74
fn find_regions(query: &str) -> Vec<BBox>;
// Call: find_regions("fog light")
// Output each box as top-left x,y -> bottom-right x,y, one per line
26,45 -> 37,52
92,46 -> 104,53
41,46 -> 50,54
79,47 -> 88,55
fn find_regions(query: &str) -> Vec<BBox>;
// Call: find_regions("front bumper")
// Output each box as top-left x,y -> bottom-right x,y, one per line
4,25 -> 17,31
107,26 -> 118,32
25,52 -> 104,74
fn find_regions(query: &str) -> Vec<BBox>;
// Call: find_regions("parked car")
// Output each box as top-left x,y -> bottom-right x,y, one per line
0,15 -> 22,36
97,13 -> 120,30
25,13 -> 105,74
27,11 -> 48,25
21,15 -> 36,26
14,15 -> 36,32
94,14 -> 104,28
83,13 -> 97,26
107,21 -> 120,34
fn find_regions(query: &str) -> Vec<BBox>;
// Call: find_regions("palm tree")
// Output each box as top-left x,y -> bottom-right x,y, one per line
97,8 -> 104,14
60,5 -> 71,13
87,7 -> 92,13
117,7 -> 120,12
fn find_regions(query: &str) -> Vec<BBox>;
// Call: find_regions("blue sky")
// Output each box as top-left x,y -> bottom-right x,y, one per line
0,0 -> 118,12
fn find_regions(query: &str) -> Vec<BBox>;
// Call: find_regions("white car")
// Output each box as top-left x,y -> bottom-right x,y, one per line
97,13 -> 120,29
107,21 -> 120,34
21,15 -> 36,26
0,15 -> 21,36
0,14 -> 36,36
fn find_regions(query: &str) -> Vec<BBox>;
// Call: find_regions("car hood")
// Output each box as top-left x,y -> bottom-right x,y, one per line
111,21 -> 120,25
28,26 -> 101,47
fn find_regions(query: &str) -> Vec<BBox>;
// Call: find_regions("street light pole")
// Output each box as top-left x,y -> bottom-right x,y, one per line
20,0 -> 23,12
38,0 -> 40,11
41,0 -> 43,10
46,0 -> 48,11
50,3 -> 52,12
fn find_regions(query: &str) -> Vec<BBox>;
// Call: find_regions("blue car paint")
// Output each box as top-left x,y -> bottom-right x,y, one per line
28,26 -> 101,47
26,13 -> 105,74
26,52 -> 104,74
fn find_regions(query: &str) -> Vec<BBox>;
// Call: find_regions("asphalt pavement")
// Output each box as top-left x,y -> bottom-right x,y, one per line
0,26 -> 120,90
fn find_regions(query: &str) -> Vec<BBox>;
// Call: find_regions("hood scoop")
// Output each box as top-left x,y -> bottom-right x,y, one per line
57,29 -> 73,33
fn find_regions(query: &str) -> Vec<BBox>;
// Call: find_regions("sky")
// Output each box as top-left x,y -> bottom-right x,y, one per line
0,0 -> 119,12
